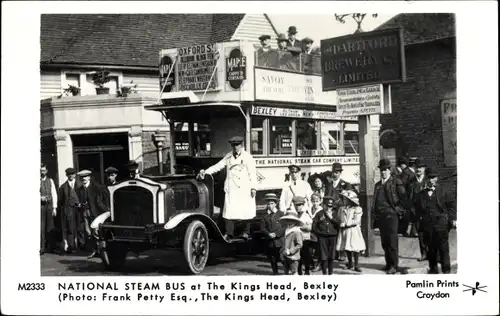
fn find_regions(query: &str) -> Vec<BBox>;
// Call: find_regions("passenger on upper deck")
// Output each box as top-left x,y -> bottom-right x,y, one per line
286,26 -> 302,49
257,35 -> 272,53
277,33 -> 290,51
302,37 -> 315,55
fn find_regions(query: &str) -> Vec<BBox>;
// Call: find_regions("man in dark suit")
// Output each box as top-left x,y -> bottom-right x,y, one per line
373,159 -> 409,274
105,166 -> 119,186
76,169 -> 110,258
408,161 -> 429,258
399,157 -> 418,235
325,163 -> 354,200
58,167 -> 80,253
256,35 -> 278,68
286,26 -> 302,49
414,167 -> 456,274
40,163 -> 58,255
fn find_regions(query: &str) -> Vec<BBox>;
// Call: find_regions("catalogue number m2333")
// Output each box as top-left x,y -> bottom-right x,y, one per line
18,283 -> 46,291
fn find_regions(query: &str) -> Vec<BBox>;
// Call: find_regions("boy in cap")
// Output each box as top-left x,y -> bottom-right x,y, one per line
279,164 -> 312,213
57,167 -> 80,253
294,196 -> 314,275
40,163 -> 58,255
414,167 -> 456,274
279,210 -> 304,275
312,196 -> 342,275
125,160 -> 140,179
256,193 -> 285,275
373,159 -> 409,274
199,135 -> 257,240
309,192 -> 323,271
76,169 -> 110,258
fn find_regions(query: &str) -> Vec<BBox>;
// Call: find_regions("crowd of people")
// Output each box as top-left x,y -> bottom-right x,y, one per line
255,25 -> 321,72
41,133 -> 456,276
39,160 -> 140,258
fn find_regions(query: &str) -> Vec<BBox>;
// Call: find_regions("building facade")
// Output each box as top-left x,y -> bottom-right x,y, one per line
377,14 -> 457,196
40,14 -> 279,186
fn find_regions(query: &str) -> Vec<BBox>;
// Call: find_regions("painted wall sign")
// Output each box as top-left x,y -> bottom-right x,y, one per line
251,105 -> 358,121
254,155 -> 359,167
177,44 -> 218,91
226,47 -> 247,90
255,68 -> 337,105
159,53 -> 176,93
336,84 -> 384,116
321,28 -> 406,90
297,149 -> 343,156
441,99 -> 457,166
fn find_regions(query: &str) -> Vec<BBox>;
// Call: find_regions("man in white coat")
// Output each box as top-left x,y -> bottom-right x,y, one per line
279,165 -> 313,213
198,136 -> 257,240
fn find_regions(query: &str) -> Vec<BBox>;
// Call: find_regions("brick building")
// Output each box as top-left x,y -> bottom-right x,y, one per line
40,14 -> 278,186
376,14 -> 457,196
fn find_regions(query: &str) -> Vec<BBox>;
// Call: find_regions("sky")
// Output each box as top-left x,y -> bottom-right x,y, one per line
268,14 -> 395,46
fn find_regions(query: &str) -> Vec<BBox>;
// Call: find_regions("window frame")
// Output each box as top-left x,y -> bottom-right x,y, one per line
61,70 -> 124,96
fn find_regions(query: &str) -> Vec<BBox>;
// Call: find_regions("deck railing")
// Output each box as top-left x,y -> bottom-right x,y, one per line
254,50 -> 322,75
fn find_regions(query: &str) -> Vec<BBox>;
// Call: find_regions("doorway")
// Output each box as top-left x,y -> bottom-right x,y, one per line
72,132 -> 130,185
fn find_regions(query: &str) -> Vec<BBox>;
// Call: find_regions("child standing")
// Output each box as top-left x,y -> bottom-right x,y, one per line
257,193 -> 285,275
295,196 -> 314,275
279,209 -> 304,275
312,196 -> 341,275
309,193 -> 323,272
337,190 -> 366,272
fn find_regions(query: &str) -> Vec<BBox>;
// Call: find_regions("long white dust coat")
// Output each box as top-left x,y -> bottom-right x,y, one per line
205,150 -> 257,220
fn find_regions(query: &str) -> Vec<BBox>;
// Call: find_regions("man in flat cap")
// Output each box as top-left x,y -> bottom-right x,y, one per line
257,35 -> 272,53
414,167 -> 456,274
302,37 -> 315,55
407,160 -> 430,260
280,165 -> 313,213
257,34 -> 279,68
125,160 -> 140,179
105,166 -> 119,186
373,159 -> 409,274
287,26 -> 302,49
57,167 -> 80,253
76,169 -> 110,258
198,136 -> 257,240
40,163 -> 58,255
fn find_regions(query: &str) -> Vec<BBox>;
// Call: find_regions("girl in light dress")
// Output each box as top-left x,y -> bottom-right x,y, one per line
337,190 -> 366,273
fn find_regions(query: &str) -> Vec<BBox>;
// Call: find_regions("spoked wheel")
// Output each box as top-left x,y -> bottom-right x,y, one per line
183,220 -> 209,274
101,243 -> 128,271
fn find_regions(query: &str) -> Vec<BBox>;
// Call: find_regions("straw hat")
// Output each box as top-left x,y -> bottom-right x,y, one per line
340,190 -> 359,206
279,210 -> 303,226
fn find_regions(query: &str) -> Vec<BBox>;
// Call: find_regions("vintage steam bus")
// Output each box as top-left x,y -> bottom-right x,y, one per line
146,41 -> 361,209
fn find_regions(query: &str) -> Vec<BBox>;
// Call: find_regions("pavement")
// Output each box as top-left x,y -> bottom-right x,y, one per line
41,229 -> 457,276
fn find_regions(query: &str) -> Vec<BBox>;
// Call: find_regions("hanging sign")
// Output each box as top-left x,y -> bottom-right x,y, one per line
321,28 -> 406,91
159,49 -> 177,93
337,84 -> 384,116
177,44 -> 219,91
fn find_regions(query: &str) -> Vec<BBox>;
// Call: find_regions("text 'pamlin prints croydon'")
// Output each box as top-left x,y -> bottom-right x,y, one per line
57,281 -> 339,303
405,280 -> 460,300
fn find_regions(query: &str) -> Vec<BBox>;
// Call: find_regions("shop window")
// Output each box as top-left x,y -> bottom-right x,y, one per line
319,122 -> 341,152
344,123 -> 359,154
296,120 -> 318,150
251,117 -> 264,155
270,118 -> 292,155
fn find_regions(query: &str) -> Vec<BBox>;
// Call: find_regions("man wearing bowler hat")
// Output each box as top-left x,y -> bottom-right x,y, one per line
325,163 -> 354,201
105,166 -> 119,186
125,160 -> 140,179
408,160 -> 430,260
279,164 -> 313,213
399,157 -> 418,235
57,167 -> 80,253
287,26 -> 302,49
198,136 -> 257,240
373,159 -> 409,274
415,167 -> 456,274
